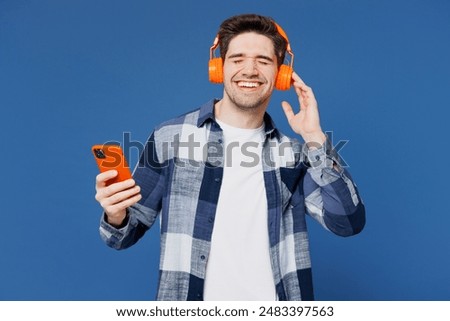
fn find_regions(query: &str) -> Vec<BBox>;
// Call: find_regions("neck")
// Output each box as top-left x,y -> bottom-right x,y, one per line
214,97 -> 267,129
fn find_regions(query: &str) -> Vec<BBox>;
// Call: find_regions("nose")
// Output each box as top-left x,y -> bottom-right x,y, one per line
242,59 -> 258,76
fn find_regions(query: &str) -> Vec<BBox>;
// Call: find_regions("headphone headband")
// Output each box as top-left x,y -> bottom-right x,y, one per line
273,22 -> 293,54
210,21 -> 294,65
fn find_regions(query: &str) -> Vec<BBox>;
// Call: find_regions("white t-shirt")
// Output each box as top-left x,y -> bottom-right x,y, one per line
203,119 -> 277,301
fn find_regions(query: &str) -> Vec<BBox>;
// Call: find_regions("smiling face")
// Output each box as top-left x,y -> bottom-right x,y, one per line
221,32 -> 278,111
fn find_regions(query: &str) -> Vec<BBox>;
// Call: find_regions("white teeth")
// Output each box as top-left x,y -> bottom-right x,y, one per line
238,81 -> 260,88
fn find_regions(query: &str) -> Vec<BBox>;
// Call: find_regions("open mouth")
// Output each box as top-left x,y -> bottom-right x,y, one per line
236,81 -> 262,89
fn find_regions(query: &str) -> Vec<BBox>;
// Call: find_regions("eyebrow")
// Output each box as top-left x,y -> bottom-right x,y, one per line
227,53 -> 274,62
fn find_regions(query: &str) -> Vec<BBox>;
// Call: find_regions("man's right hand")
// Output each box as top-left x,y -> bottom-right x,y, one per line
95,170 -> 142,227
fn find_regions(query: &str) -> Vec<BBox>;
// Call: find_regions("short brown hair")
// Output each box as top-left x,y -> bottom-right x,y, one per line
217,14 -> 288,67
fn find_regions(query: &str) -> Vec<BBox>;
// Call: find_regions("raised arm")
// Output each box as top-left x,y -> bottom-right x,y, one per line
282,72 -> 365,236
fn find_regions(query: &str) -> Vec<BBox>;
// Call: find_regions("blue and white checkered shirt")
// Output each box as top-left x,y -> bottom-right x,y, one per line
99,99 -> 365,301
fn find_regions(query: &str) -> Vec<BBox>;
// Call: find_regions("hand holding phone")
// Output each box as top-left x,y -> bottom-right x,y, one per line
92,145 -> 132,185
92,145 -> 141,226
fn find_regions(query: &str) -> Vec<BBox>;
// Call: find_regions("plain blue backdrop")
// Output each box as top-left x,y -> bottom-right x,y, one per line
1,0 -> 449,300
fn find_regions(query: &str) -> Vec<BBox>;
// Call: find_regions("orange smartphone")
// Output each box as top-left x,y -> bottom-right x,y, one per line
92,144 -> 132,185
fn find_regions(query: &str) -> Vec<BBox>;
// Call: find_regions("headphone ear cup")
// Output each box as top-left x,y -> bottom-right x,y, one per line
209,57 -> 223,84
275,64 -> 293,91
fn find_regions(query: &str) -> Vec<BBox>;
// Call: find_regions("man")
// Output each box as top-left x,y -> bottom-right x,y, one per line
95,14 -> 365,301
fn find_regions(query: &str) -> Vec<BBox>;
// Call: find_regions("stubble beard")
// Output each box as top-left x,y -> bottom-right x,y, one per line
223,83 -> 272,112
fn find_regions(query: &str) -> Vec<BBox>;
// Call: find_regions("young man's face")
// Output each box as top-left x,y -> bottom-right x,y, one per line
222,32 -> 278,111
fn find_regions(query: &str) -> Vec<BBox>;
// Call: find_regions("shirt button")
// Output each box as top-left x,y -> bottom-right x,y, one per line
218,139 -> 223,144
200,255 -> 206,260
214,178 -> 221,183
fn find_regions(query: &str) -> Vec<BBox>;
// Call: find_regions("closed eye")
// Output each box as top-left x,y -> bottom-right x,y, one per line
257,59 -> 270,65
227,54 -> 274,66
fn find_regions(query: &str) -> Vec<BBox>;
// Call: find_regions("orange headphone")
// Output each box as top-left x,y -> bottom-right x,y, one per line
208,22 -> 294,91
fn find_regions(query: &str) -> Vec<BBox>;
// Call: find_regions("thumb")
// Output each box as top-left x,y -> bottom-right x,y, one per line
281,101 -> 295,123
96,169 -> 118,187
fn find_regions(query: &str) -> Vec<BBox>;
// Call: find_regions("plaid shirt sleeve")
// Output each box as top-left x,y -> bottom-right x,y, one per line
99,132 -> 165,249
303,137 -> 365,236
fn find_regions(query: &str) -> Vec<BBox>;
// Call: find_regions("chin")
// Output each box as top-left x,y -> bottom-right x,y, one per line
236,101 -> 265,110
223,82 -> 273,110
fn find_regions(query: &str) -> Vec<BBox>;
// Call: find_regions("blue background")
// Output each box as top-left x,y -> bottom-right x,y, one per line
1,0 -> 449,300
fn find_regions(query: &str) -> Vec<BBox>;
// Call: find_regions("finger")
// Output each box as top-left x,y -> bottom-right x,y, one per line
95,178 -> 137,202
293,80 -> 312,95
293,83 -> 316,110
100,185 -> 141,209
96,170 -> 118,187
290,83 -> 309,111
106,193 -> 143,216
281,101 -> 295,122
292,71 -> 305,85
292,72 -> 310,92
292,71 -> 313,94
291,74 -> 310,104
104,178 -> 137,197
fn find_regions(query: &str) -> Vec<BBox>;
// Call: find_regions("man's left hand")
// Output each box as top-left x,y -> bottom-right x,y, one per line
281,72 -> 326,146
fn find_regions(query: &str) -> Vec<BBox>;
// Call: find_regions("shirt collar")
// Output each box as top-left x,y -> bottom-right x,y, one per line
197,99 -> 281,140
